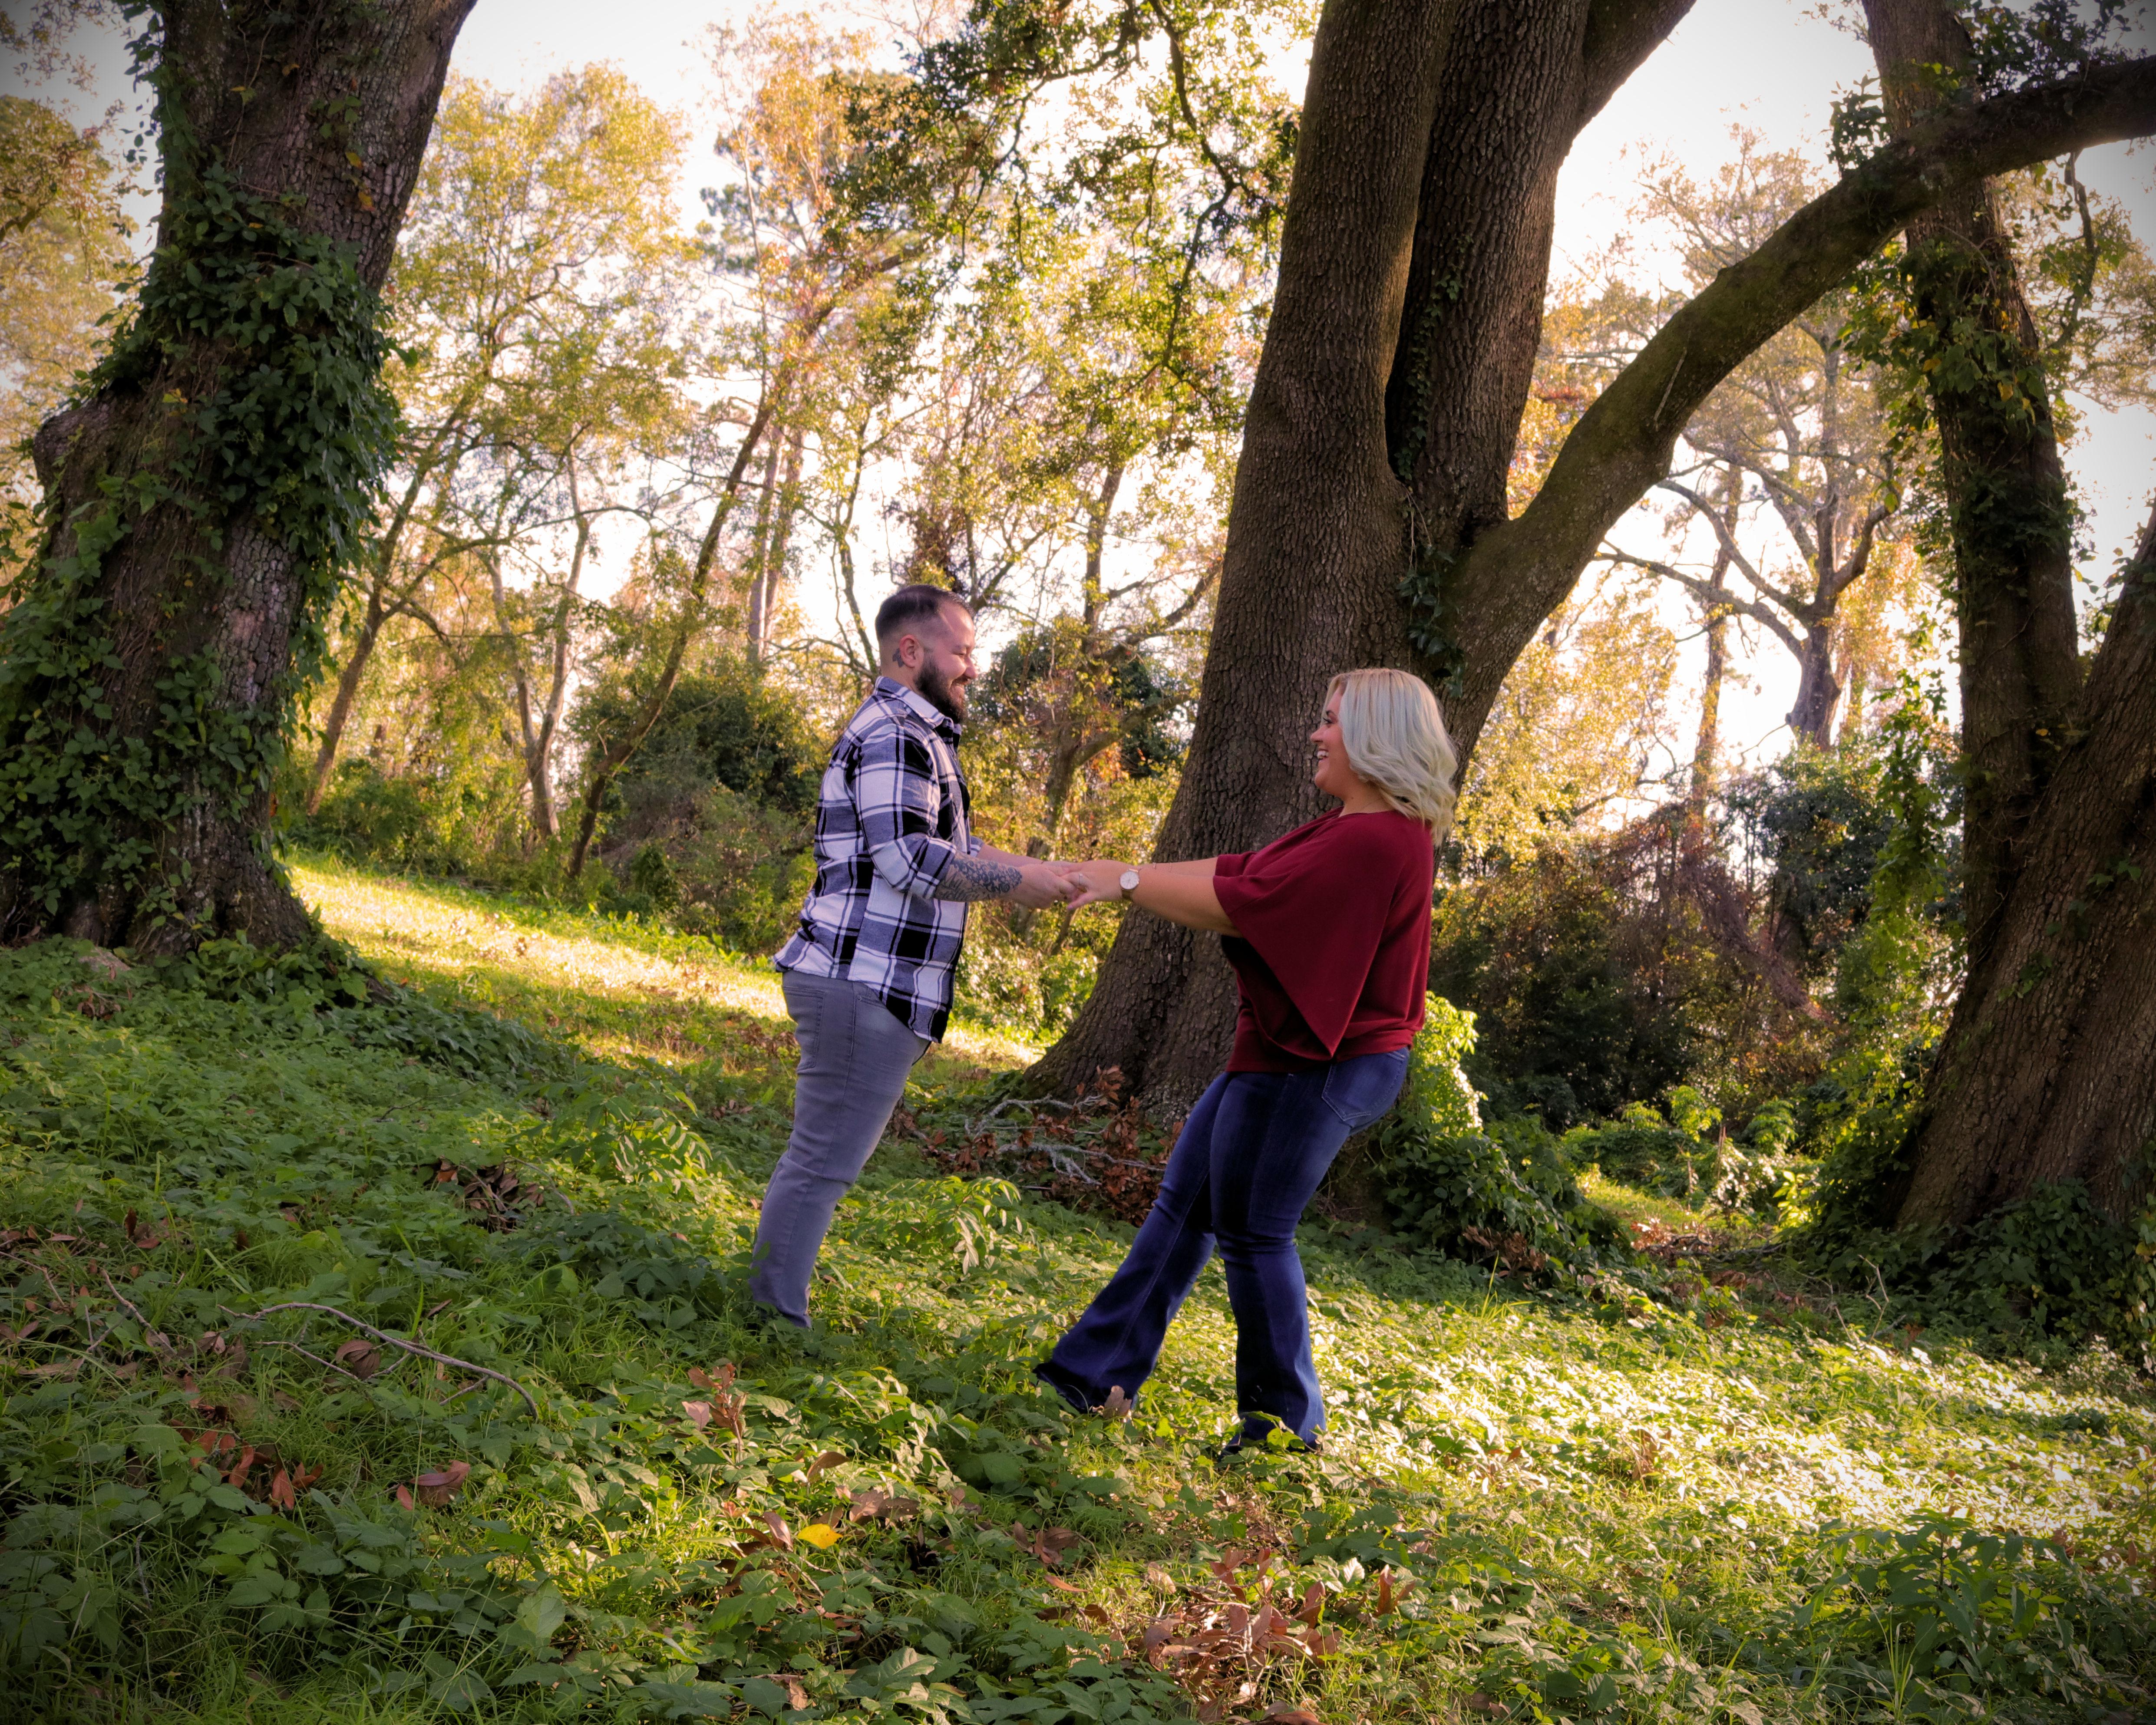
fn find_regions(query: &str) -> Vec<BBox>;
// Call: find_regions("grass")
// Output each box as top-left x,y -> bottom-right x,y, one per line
0,859 -> 2149,1725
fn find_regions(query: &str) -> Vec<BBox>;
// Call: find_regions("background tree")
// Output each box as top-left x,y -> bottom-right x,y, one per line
0,0 -> 476,949
304,67 -> 701,837
1585,136 -> 1905,752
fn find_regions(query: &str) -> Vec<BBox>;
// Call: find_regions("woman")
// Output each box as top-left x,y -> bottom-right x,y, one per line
1041,669 -> 1457,1455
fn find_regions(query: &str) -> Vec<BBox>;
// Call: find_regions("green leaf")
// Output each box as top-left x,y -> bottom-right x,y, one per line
516,1580 -> 567,1643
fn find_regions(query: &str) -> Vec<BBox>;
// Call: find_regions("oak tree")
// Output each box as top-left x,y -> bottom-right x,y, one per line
0,0 -> 475,949
1024,0 -> 2156,1109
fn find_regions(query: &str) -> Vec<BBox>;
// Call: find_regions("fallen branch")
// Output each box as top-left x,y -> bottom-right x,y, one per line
964,1094 -> 1103,1137
223,1302 -> 540,1417
99,1265 -> 175,1357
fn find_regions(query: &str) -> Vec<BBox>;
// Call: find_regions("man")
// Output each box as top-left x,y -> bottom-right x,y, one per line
751,584 -> 1071,1326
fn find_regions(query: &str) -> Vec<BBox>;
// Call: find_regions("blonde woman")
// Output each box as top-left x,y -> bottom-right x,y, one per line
1041,669 -> 1458,1457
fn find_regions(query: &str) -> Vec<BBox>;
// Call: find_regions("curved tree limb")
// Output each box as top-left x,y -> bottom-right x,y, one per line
1443,53 -> 2156,758
1598,547 -> 1806,658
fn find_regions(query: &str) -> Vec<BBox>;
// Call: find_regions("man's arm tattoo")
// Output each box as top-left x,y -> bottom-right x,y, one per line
931,854 -> 1022,902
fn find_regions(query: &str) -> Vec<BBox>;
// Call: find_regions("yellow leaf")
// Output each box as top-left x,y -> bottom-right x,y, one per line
1999,380 -> 2015,400
796,1523 -> 840,1549
347,152 -> 363,168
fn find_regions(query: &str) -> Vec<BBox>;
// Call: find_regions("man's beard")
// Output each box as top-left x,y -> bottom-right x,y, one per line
918,663 -> 967,723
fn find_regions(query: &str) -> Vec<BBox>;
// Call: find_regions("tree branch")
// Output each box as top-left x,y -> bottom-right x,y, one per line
1599,547 -> 1806,658
1445,52 -> 2156,756
1654,479 -> 1813,618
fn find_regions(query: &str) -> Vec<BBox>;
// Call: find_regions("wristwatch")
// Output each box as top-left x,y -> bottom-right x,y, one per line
1119,869 -> 1142,900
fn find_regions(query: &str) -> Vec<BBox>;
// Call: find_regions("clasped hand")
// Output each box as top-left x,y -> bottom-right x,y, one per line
1007,859 -> 1130,911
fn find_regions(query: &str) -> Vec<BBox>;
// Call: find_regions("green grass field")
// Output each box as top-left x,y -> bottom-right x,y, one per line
0,858 -> 2149,1724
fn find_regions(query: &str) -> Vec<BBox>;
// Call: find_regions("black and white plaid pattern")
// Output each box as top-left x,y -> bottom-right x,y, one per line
775,677 -> 981,1040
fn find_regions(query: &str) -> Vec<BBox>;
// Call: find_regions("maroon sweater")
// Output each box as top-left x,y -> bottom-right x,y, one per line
1211,808 -> 1436,1073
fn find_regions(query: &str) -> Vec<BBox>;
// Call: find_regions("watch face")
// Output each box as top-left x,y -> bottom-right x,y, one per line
1120,870 -> 1142,892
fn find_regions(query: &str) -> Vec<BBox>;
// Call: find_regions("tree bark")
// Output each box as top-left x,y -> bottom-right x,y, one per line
1024,0 -> 1464,1106
1788,620 -> 1843,749
1689,464 -> 1747,802
1029,1 -> 2156,1108
0,0 -> 475,949
1890,502 -> 2156,1229
1864,0 -> 2083,968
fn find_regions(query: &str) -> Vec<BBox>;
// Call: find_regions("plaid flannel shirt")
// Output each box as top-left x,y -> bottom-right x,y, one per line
775,677 -> 982,1040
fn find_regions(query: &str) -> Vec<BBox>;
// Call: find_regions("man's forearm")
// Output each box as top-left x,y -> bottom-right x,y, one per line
931,854 -> 1023,901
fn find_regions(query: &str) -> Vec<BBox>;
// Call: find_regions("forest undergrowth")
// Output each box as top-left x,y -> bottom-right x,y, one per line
0,859 -> 2149,1725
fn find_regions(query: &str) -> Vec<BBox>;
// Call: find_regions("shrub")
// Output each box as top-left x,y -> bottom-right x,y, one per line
1562,1087 -> 1802,1218
1431,817 -> 1827,1129
663,785 -> 816,955
581,657 -> 823,838
628,841 -> 681,911
1374,997 -> 1622,1271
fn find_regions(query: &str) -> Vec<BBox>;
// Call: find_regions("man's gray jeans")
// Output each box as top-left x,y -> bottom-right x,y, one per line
749,970 -> 929,1325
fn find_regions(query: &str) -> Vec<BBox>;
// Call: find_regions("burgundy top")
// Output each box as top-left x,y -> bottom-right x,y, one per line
1211,808 -> 1436,1073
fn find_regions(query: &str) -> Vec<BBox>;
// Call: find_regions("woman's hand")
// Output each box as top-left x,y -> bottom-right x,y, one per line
1062,860 -> 1239,934
1060,861 -> 1134,910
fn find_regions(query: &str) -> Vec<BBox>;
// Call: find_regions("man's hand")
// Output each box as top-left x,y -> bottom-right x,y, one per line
1008,861 -> 1076,910
931,854 -> 1076,907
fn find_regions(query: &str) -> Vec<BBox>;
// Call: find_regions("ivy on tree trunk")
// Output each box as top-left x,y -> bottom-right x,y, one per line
1864,0 -> 2082,970
0,0 -> 475,951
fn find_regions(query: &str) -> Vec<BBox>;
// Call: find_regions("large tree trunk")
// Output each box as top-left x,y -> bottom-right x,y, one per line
1864,0 -> 2083,968
0,0 -> 474,950
1028,0 -> 2156,1108
1026,0 -> 1467,1107
1890,505 -> 2156,1229
1032,0 -> 1696,1109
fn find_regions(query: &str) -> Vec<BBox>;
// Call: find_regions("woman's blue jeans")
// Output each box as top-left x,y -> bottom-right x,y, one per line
1036,1047 -> 1408,1444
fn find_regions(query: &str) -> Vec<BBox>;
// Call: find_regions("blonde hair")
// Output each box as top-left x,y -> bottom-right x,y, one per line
1327,668 -> 1458,837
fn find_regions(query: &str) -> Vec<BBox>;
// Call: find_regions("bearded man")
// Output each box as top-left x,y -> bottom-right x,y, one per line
752,584 -> 1072,1326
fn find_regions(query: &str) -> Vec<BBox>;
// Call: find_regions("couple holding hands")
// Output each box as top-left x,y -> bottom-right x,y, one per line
754,583 -> 1457,1455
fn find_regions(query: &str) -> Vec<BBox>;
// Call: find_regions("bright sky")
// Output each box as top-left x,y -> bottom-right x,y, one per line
16,0 -> 2156,778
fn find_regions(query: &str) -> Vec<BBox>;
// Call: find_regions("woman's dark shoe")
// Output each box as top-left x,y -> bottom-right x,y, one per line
1032,1359 -> 1100,1416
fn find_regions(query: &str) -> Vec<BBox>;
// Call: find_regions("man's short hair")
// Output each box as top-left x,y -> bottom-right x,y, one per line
875,583 -> 968,648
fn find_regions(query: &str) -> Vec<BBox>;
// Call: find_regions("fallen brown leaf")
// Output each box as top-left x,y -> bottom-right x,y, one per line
413,1460 -> 471,1507
333,1338 -> 380,1379
844,1487 -> 919,1523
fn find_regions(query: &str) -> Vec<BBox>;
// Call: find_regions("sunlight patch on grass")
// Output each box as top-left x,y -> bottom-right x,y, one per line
291,856 -> 1040,1073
